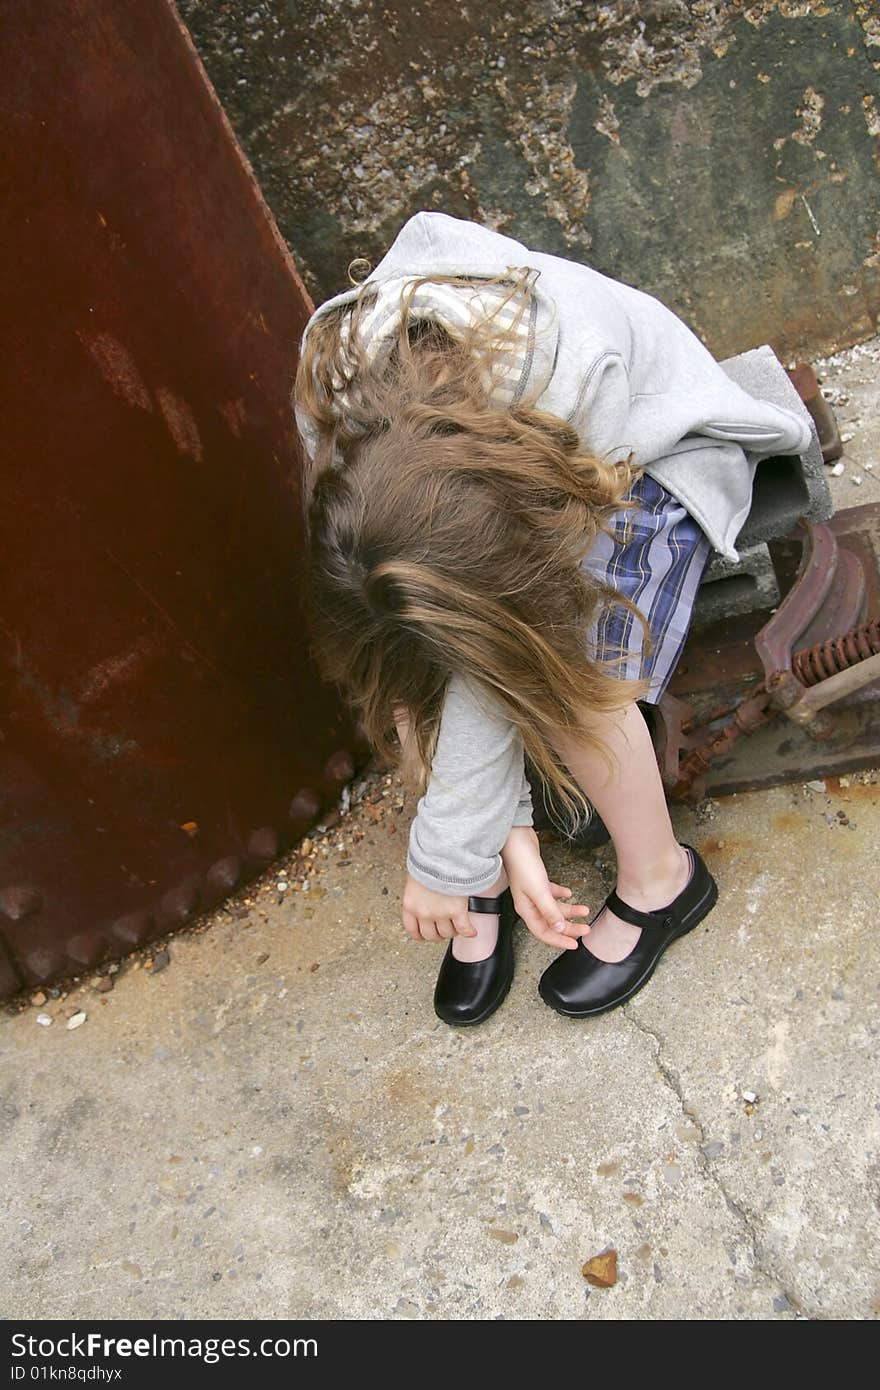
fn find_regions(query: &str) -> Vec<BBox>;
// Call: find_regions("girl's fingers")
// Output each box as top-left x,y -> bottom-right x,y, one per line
549,884 -> 574,900
452,912 -> 477,937
402,910 -> 420,940
436,918 -> 455,940
420,920 -> 442,943
536,889 -> 575,937
518,899 -> 578,950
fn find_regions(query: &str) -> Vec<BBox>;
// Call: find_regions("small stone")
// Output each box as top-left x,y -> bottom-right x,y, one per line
150,949 -> 170,975
256,952 -> 270,965
851,475 -> 863,486
30,991 -> 46,1007
67,1012 -> 87,1030
702,1140 -> 724,1159
582,1249 -> 618,1287
840,431 -> 855,443
95,976 -> 114,993
805,780 -> 826,792
36,1013 -> 53,1027
277,880 -> 288,892
742,1089 -> 758,1104
488,1229 -> 519,1244
829,461 -> 845,476
300,838 -> 313,855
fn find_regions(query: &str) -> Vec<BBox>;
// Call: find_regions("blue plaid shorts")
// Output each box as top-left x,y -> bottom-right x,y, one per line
582,473 -> 712,703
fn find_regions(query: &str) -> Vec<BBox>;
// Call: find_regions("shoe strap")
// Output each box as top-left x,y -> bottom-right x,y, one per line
467,889 -> 507,914
605,890 -> 673,932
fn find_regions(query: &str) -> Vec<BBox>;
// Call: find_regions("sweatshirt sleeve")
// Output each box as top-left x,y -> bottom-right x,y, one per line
568,350 -> 634,463
406,672 -> 533,897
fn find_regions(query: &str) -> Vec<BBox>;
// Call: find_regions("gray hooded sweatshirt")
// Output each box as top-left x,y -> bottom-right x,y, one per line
296,211 -> 814,896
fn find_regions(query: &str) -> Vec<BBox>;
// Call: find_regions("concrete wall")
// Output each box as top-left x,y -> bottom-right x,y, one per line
177,1 -> 880,359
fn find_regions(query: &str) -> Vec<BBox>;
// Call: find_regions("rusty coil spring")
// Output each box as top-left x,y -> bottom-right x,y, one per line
792,615 -> 880,687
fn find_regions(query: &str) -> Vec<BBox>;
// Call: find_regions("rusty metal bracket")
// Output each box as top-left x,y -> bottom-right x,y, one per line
656,515 -> 880,799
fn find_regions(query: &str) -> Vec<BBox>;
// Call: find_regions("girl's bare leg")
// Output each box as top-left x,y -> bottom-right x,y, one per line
553,702 -> 690,962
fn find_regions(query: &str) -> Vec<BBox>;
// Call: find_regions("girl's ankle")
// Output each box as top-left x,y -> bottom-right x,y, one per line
615,843 -> 690,905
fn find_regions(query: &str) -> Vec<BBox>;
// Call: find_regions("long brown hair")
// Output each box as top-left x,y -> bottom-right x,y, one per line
294,263 -> 648,822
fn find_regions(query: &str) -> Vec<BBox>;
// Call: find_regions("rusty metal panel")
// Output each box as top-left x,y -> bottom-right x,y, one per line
0,1 -> 366,996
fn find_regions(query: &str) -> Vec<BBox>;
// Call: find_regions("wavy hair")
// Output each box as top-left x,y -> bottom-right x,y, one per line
293,262 -> 648,823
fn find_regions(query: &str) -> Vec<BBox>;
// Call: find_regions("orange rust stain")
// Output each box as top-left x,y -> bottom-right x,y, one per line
699,834 -> 756,861
385,1068 -> 438,1114
772,811 -> 805,834
773,187 -> 797,220
155,386 -> 203,461
78,330 -> 152,411
824,776 -> 879,804
218,397 -> 246,438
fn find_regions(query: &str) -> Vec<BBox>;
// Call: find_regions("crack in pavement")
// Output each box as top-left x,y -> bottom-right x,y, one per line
621,1002 -> 811,1320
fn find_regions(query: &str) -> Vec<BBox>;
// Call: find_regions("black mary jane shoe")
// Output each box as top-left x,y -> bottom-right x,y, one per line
433,887 -> 517,1027
538,845 -> 717,1018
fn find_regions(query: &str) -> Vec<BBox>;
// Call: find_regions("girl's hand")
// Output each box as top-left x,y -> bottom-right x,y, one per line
401,876 -> 476,943
502,826 -> 592,951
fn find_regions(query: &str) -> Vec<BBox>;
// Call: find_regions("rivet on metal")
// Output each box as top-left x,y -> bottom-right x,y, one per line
0,935 -> 23,996
0,886 -> 44,922
66,929 -> 110,968
288,788 -> 320,823
22,945 -> 68,984
203,855 -> 242,903
247,826 -> 279,861
324,749 -> 354,784
157,877 -> 201,929
109,911 -> 155,947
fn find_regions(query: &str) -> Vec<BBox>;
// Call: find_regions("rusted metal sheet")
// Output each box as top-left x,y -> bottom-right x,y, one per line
0,1 -> 366,997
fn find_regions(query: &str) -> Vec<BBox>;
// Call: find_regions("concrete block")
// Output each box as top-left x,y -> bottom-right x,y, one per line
719,345 -> 832,549
693,541 -> 781,629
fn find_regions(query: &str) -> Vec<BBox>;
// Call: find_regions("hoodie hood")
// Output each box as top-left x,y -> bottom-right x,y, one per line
296,216 -> 561,453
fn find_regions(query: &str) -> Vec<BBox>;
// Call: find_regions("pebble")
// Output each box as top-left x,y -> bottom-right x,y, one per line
851,475 -> 863,486
276,880 -> 288,892
742,1089 -> 758,1104
95,976 -> 114,993
36,1013 -> 53,1027
805,780 -> 826,792
30,991 -> 46,1007
150,950 -> 170,975
829,462 -> 845,477
582,1249 -> 618,1288
67,1012 -> 87,1030
256,952 -> 270,965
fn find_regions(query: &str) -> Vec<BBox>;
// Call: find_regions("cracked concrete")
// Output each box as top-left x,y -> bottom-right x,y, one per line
4,770 -> 878,1319
2,340 -> 879,1320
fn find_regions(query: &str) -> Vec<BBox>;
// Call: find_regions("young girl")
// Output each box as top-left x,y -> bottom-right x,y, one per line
294,211 -> 813,1027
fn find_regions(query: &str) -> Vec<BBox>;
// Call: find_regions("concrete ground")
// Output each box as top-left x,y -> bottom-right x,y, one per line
2,339 -> 879,1321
